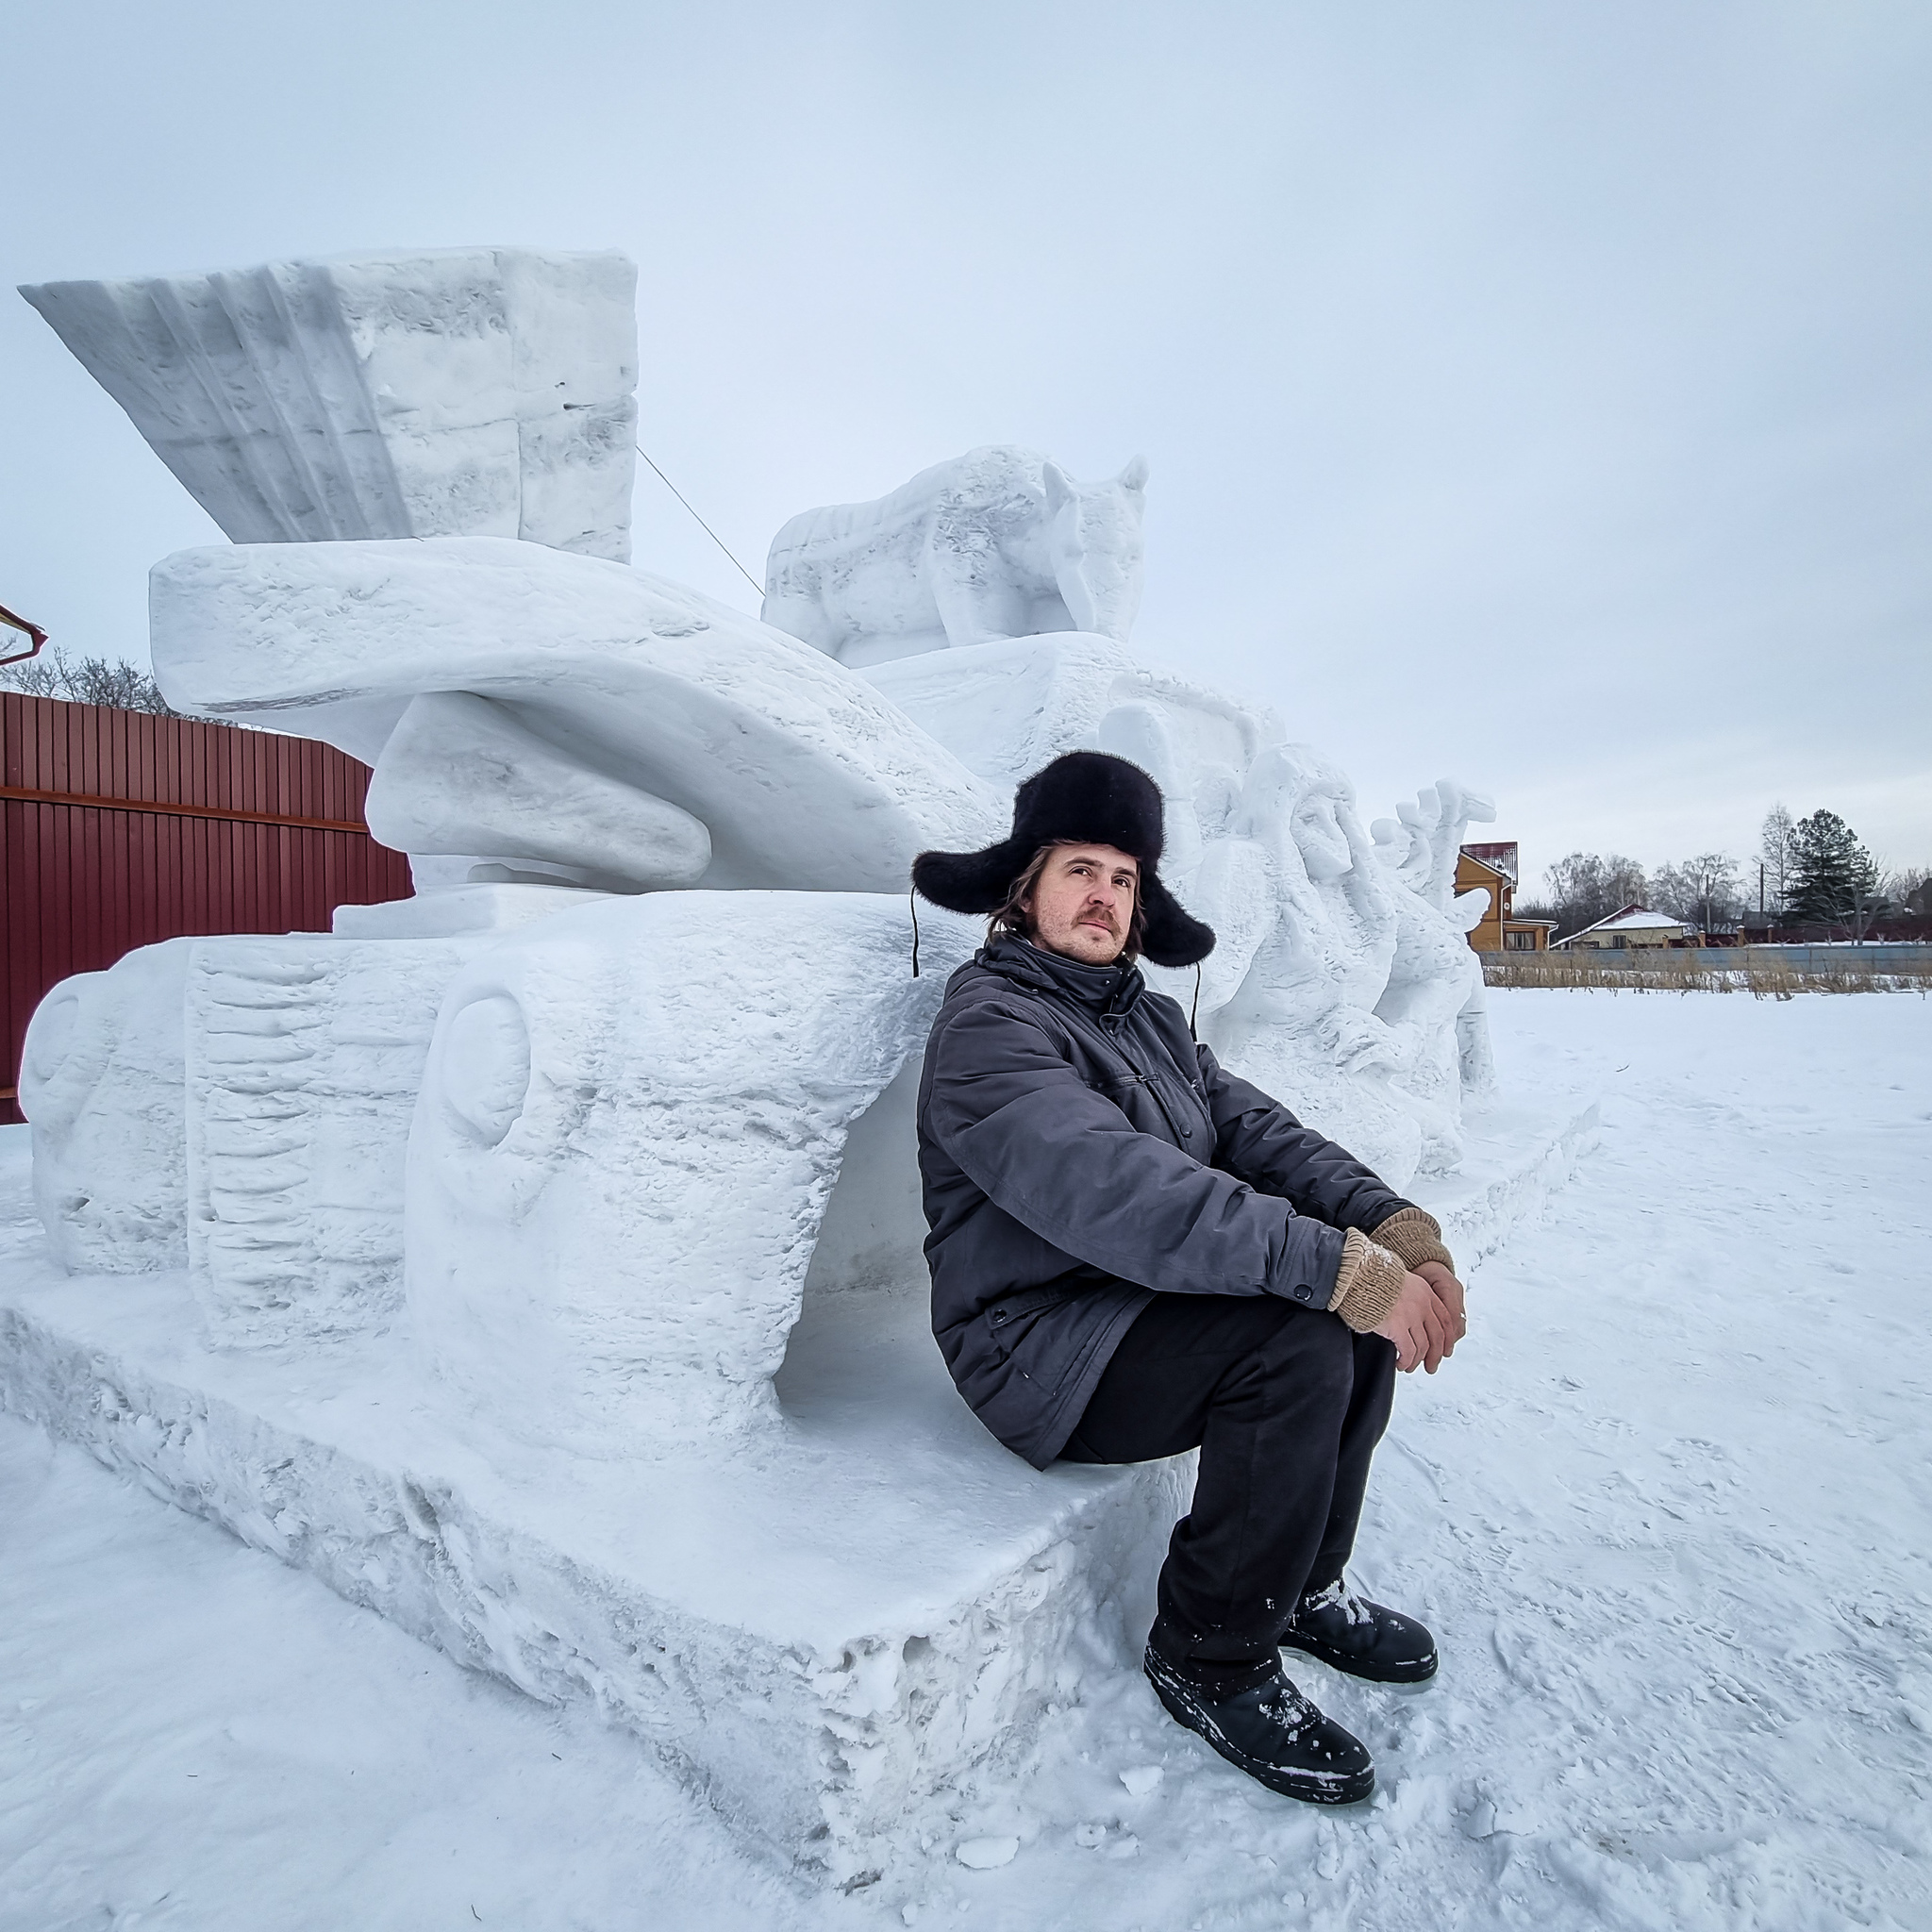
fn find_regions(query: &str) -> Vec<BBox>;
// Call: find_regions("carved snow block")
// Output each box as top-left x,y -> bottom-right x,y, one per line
860,629 -> 1262,798
17,939 -> 195,1274
362,691 -> 713,893
185,935 -> 483,1348
21,247 -> 638,561
407,891 -> 975,1453
0,1244 -> 1191,1886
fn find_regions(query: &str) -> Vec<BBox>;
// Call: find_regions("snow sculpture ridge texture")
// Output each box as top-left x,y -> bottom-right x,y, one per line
762,444 -> 1148,666
184,936 -> 489,1347
20,248 -> 638,561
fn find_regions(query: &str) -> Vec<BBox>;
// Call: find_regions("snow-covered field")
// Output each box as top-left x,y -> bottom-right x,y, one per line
4,988 -> 1929,1932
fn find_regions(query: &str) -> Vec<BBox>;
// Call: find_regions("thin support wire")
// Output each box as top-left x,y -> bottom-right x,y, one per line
635,445 -> 765,599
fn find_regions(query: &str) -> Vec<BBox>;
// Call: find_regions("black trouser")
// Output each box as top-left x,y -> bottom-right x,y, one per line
1060,1292 -> 1397,1665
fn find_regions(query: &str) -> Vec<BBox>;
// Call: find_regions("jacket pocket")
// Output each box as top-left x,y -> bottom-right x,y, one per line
984,1286 -> 1072,1360
987,1285 -> 1072,1326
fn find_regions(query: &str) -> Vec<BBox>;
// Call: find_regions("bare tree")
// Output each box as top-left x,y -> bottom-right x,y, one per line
0,647 -> 178,715
1542,852 -> 1649,938
1881,865 -> 1931,916
1651,854 -> 1743,935
1758,805 -> 1797,921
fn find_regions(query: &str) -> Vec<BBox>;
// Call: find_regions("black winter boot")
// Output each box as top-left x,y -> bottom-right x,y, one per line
1143,1633 -> 1374,1807
1281,1578 -> 1438,1684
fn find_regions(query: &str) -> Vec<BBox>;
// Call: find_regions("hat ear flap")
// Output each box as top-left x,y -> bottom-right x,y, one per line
912,841 -> 1029,916
1137,873 -> 1216,969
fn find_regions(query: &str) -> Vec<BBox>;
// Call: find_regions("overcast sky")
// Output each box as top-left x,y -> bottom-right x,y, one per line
5,0 -> 1927,892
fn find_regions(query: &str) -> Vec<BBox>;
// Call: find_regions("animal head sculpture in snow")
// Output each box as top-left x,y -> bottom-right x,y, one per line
761,446 -> 1149,666
1041,455 -> 1149,642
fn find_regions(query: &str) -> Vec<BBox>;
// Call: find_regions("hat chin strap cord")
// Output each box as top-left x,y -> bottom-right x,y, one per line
909,887 -> 921,978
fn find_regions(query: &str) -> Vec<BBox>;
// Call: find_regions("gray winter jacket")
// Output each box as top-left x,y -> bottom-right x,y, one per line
917,935 -> 1415,1468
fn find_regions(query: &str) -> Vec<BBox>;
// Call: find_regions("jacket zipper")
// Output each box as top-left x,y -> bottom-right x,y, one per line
1018,974 -> 1208,1148
1093,1011 -> 1197,1146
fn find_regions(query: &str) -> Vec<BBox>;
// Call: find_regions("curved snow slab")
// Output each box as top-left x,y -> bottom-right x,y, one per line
148,537 -> 1006,891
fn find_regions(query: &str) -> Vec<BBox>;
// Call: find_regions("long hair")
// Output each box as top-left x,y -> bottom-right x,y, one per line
989,841 -> 1147,963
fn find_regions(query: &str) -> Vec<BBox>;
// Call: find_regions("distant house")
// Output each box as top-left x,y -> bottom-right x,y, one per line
1552,905 -> 1696,950
1456,842 -> 1557,953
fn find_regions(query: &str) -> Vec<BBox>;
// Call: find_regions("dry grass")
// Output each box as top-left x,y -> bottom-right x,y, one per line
1481,949 -> 1932,998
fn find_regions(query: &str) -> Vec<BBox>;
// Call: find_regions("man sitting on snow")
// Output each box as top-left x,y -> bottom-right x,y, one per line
910,751 -> 1466,1807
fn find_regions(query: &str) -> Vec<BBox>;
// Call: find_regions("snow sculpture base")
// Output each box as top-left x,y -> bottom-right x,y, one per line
0,1247 -> 1183,1882
0,1086 -> 1596,1883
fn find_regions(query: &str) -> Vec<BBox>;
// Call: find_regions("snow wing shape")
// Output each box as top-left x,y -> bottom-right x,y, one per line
21,248 -> 638,560
148,537 -> 1007,891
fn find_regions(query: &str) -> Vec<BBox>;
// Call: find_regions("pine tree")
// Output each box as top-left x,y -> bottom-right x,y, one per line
1787,811 -> 1877,926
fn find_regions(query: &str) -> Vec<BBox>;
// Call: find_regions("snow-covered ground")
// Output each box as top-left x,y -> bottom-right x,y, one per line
4,988 -> 1929,1932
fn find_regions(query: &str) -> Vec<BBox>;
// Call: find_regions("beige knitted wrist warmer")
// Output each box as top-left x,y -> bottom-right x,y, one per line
1329,1230 -> 1409,1334
1369,1207 -> 1456,1276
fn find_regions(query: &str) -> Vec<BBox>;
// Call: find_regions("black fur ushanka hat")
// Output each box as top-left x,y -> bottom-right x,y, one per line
911,750 -> 1217,969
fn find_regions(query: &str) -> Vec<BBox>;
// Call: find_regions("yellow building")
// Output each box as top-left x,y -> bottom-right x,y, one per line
1457,842 -> 1556,953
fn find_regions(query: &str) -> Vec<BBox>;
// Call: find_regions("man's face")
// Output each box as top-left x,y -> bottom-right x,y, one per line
1025,843 -> 1140,966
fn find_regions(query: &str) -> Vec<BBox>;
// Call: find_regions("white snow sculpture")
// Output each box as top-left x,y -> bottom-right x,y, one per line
762,445 -> 1149,666
6,244 -> 1518,1880
365,691 -> 713,894
408,891 -> 977,1456
1214,747 -> 1497,1180
21,248 -> 638,561
1372,782 -> 1501,1098
1372,778 -> 1497,916
16,928 -> 489,1335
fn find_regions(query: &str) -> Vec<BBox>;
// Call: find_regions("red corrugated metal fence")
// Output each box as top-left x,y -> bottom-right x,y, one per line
2,691 -> 412,1125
